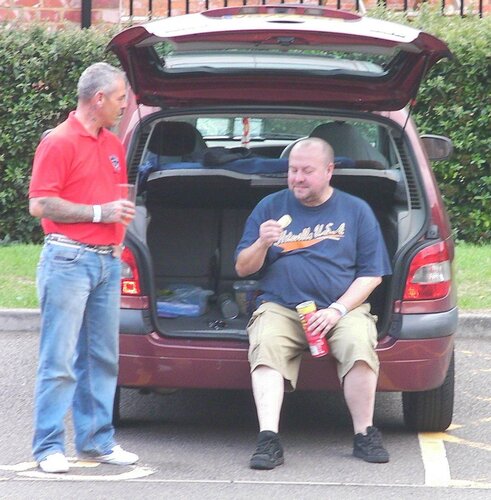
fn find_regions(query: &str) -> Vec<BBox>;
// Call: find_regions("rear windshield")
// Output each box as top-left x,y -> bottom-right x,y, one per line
138,114 -> 400,171
153,43 -> 395,77
194,116 -> 382,144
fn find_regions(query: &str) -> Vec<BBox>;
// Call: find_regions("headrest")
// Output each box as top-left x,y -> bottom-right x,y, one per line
310,121 -> 389,167
148,121 -> 200,156
310,122 -> 361,144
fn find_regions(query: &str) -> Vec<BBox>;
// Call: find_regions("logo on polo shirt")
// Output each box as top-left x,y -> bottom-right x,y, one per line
109,155 -> 121,172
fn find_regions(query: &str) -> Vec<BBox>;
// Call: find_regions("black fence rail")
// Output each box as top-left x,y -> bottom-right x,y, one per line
81,0 -> 486,28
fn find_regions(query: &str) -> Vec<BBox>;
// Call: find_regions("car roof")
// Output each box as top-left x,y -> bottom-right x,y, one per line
109,5 -> 451,111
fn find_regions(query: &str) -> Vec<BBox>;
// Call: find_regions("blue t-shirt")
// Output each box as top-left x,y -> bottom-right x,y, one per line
235,189 -> 392,309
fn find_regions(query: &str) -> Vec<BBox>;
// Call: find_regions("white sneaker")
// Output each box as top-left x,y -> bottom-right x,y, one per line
38,453 -> 70,473
87,445 -> 138,466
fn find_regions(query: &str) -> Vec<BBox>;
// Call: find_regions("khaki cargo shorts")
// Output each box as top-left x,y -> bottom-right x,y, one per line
247,301 -> 379,391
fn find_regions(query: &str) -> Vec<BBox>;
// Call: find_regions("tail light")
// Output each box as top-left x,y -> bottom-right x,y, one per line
121,247 -> 141,296
403,241 -> 451,301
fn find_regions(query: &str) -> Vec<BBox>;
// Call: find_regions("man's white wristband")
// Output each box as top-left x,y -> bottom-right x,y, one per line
92,205 -> 102,223
329,302 -> 348,317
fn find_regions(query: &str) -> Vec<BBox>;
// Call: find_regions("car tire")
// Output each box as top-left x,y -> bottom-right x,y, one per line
402,349 -> 454,432
113,386 -> 121,427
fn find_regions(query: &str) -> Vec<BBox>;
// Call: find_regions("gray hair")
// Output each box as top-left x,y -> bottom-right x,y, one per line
77,62 -> 126,102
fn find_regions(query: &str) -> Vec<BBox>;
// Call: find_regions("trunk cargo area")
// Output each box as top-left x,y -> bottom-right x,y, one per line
144,167 -> 402,339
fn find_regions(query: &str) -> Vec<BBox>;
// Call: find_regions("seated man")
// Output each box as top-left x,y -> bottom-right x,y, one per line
235,138 -> 392,469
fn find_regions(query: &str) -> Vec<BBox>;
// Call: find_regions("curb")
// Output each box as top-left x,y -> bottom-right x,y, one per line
0,308 -> 489,338
1,308 -> 41,333
457,312 -> 491,339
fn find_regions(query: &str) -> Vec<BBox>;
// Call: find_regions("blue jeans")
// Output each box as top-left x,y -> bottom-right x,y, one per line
33,242 -> 121,462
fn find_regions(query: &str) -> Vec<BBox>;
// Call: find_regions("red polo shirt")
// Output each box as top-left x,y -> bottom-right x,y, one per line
29,112 -> 128,245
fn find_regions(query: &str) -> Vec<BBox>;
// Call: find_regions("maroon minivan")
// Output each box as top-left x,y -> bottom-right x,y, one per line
109,5 -> 457,431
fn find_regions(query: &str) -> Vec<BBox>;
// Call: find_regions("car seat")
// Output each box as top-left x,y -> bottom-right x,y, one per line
280,122 -> 388,169
310,122 -> 389,168
146,121 -> 208,164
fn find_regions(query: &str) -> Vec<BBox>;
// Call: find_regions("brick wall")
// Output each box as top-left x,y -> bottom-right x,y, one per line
1,0 -> 489,26
0,0 -> 120,25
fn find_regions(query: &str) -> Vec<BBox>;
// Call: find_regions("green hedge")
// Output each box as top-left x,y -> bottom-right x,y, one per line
370,7 -> 490,244
0,11 -> 490,244
0,24 -> 118,244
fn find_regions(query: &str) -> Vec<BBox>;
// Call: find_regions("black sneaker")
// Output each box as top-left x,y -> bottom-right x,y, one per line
353,426 -> 390,463
249,431 -> 284,470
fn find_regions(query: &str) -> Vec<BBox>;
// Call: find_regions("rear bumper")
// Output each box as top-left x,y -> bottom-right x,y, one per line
117,331 -> 454,392
396,307 -> 458,339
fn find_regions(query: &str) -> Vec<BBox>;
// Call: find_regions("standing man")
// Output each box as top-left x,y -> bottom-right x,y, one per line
29,62 -> 138,473
235,138 -> 392,469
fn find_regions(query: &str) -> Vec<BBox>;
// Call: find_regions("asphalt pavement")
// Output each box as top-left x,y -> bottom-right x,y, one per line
0,308 -> 489,338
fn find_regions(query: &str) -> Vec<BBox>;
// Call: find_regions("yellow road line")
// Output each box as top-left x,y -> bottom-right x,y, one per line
442,434 -> 491,452
418,432 -> 451,487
